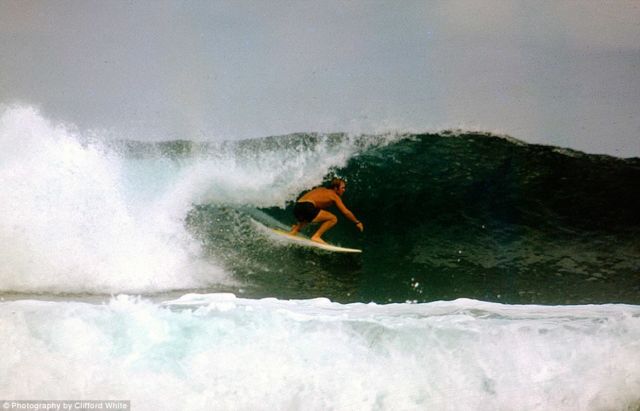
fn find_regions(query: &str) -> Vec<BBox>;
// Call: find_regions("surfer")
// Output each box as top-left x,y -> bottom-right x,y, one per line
289,178 -> 364,244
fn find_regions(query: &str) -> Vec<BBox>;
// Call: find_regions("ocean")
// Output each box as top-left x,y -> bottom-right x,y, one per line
1,106 -> 639,410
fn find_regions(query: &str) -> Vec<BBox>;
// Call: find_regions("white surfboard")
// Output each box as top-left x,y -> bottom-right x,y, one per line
268,228 -> 362,253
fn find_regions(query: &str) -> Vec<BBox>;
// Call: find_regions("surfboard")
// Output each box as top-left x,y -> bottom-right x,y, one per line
268,228 -> 362,253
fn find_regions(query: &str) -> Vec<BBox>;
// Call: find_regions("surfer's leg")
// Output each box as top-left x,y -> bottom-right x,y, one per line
289,222 -> 306,235
310,210 -> 337,244
291,202 -> 317,236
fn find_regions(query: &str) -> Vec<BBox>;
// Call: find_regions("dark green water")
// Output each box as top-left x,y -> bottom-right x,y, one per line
184,132 -> 640,305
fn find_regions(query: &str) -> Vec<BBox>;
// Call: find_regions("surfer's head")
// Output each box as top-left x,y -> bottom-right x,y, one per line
330,178 -> 346,196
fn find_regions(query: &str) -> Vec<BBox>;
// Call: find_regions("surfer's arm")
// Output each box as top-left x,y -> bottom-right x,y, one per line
334,197 -> 363,231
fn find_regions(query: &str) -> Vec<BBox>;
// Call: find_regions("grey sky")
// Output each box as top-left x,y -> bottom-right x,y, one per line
1,0 -> 639,156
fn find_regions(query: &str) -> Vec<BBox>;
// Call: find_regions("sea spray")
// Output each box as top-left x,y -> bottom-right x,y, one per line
0,106 -> 219,293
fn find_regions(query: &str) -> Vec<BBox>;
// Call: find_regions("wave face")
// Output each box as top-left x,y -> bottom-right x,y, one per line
2,295 -> 639,411
1,106 -> 639,304
251,133 -> 640,305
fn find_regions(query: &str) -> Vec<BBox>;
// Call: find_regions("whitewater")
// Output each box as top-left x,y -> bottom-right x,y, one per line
1,105 -> 639,410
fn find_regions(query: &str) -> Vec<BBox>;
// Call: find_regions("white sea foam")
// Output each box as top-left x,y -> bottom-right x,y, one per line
0,106 -> 220,293
1,295 -> 638,410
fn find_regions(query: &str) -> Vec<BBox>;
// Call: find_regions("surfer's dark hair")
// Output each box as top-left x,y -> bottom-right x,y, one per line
330,178 -> 345,189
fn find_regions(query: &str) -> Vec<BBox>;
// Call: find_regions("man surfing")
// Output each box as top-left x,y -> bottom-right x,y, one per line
289,178 -> 364,244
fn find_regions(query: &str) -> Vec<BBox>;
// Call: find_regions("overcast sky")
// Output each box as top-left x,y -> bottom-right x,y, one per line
1,0 -> 639,156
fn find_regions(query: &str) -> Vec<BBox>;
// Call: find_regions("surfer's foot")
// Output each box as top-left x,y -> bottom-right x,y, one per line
289,224 -> 301,236
310,236 -> 327,244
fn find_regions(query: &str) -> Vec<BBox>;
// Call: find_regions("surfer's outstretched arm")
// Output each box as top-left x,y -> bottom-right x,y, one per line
334,197 -> 364,232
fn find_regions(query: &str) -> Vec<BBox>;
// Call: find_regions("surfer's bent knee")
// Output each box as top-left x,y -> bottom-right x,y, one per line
315,211 -> 337,224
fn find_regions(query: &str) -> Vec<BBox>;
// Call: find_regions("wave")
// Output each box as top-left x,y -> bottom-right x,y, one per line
1,106 -> 638,304
213,132 -> 640,305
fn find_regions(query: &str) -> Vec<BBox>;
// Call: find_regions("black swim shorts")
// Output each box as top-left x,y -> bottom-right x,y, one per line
293,201 -> 320,223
